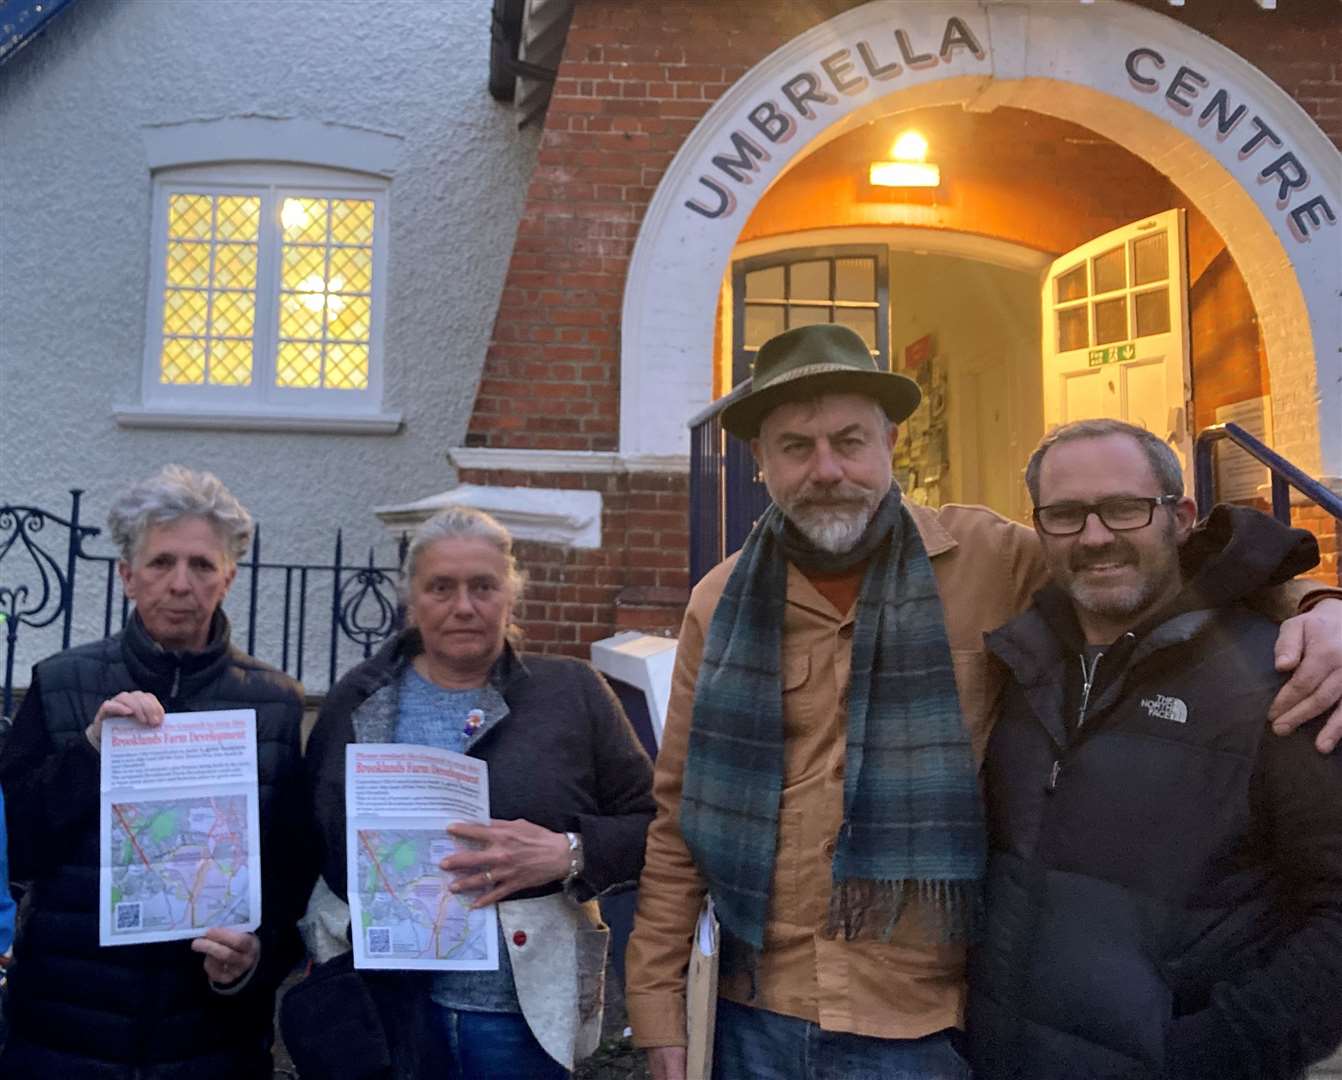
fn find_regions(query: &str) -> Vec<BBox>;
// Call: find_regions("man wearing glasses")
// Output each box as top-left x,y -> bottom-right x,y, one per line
967,418 -> 1342,1080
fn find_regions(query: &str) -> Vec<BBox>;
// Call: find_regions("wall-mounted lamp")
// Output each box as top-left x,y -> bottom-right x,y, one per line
869,129 -> 940,189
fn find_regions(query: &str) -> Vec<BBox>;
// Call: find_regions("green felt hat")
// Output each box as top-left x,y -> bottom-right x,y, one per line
719,323 -> 922,440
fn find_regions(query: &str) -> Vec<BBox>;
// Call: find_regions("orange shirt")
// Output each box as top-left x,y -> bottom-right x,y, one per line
798,560 -> 868,617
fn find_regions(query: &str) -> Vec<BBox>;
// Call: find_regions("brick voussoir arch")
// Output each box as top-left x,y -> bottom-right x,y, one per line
621,0 -> 1341,482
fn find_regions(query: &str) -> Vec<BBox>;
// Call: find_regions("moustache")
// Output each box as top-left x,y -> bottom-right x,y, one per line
1069,542 -> 1137,571
794,484 -> 876,507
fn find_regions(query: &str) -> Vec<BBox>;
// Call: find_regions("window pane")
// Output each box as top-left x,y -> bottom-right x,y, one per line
279,292 -> 326,340
745,266 -> 784,300
328,246 -> 373,293
789,260 -> 830,301
160,338 -> 206,384
209,339 -> 253,386
330,199 -> 374,245
167,194 -> 212,240
1132,233 -> 1168,286
326,343 -> 369,390
1092,246 -> 1125,294
216,196 -> 260,242
1057,306 -> 1088,351
744,304 -> 784,348
1134,288 -> 1171,337
276,196 -> 376,389
327,295 -> 371,341
165,242 -> 211,287
163,289 -> 208,336
1093,297 -> 1127,345
788,305 -> 829,329
835,307 -> 877,351
282,245 -> 327,290
276,342 -> 323,388
1055,264 -> 1086,303
835,258 -> 875,302
214,243 -> 257,290
159,193 -> 263,388
282,197 -> 328,243
210,290 -> 255,338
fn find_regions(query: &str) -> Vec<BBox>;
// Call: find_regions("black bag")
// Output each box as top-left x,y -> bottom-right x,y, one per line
279,952 -> 391,1080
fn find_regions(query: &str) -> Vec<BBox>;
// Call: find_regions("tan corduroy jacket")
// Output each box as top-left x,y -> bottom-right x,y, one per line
625,502 -> 1049,1047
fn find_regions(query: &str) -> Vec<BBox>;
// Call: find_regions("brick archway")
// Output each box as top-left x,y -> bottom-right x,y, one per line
621,0 -> 1341,482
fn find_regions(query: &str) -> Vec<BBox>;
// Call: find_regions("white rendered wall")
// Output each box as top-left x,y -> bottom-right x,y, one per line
0,0 -> 540,688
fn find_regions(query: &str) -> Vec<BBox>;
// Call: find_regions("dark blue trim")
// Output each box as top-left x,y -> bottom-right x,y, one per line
0,0 -> 80,65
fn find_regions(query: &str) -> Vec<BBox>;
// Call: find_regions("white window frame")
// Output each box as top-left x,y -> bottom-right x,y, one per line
132,161 -> 394,429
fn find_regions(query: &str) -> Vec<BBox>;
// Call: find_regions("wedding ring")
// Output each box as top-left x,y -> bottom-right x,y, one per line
485,868 -> 494,885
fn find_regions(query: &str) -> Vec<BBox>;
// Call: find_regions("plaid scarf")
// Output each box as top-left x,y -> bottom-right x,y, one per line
679,490 -> 984,951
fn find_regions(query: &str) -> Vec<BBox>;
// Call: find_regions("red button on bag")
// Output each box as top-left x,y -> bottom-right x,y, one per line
513,930 -> 527,947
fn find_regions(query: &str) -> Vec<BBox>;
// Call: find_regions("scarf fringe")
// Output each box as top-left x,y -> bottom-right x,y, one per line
824,878 -> 983,944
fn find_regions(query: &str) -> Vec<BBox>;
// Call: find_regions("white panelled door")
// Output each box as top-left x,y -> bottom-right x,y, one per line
1041,210 -> 1192,472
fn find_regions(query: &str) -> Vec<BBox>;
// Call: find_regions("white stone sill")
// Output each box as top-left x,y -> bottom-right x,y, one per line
113,406 -> 403,435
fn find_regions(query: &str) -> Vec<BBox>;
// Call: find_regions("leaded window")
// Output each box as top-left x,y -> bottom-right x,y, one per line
144,164 -> 386,415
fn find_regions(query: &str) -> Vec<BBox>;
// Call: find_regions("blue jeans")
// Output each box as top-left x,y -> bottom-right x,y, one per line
712,999 -> 973,1080
431,1006 -> 570,1080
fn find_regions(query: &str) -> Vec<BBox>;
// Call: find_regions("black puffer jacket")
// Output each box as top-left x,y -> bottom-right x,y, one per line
0,612 -> 315,1080
968,507 -> 1342,1080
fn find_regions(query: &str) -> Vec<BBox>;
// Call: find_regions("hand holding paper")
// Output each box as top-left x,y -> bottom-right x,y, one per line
443,819 -> 572,908
191,926 -> 260,985
87,691 -> 166,750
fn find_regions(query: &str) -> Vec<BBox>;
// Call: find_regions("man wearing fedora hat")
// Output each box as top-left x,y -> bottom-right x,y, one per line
625,323 -> 1342,1080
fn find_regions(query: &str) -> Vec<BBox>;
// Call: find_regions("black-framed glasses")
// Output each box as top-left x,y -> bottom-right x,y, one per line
1032,494 -> 1181,536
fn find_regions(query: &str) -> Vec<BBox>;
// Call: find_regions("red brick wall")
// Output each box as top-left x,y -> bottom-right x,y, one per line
464,0 -> 1341,651
1128,0 -> 1342,147
468,1 -> 863,455
455,468 -> 689,659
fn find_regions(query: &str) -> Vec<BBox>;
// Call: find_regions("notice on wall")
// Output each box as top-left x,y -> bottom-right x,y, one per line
345,744 -> 498,972
1214,396 -> 1273,503
99,710 -> 261,946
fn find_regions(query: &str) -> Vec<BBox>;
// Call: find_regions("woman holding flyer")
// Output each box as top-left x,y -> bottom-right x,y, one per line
299,505 -> 655,1080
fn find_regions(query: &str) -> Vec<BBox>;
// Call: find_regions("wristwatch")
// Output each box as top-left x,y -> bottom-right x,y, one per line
563,830 -> 585,887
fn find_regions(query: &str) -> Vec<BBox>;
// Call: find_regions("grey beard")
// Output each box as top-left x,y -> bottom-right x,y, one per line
787,502 -> 875,554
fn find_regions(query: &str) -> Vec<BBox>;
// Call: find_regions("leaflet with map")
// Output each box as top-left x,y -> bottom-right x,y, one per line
345,743 -> 498,971
98,709 -> 261,947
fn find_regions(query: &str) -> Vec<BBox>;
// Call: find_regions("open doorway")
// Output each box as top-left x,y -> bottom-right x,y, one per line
714,105 -> 1267,524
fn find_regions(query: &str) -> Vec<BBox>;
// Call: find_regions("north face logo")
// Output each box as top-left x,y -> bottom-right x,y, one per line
1141,694 -> 1188,724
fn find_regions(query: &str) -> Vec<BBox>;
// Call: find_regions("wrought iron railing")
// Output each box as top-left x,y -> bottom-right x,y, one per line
1194,422 -> 1342,524
1,490 -> 408,719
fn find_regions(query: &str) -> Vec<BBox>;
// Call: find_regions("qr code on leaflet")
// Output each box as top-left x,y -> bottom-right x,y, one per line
115,902 -> 142,931
367,927 -> 391,955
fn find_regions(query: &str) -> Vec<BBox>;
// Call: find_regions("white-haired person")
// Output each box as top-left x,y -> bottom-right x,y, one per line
0,466 -> 314,1079
298,505 -> 654,1080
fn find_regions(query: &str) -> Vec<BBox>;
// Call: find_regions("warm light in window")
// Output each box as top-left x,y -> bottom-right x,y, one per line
281,199 -> 312,232
296,274 -> 347,313
869,161 -> 940,188
891,130 -> 928,162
